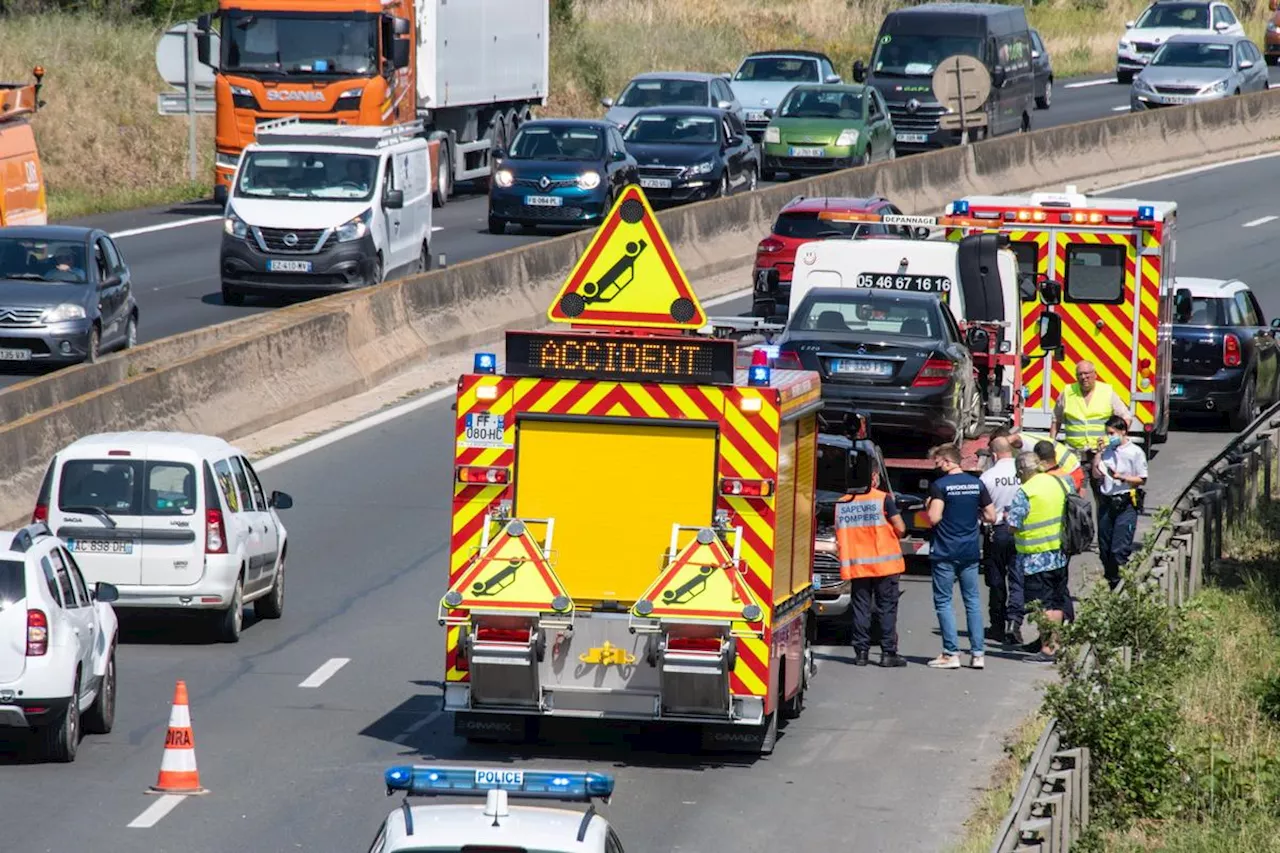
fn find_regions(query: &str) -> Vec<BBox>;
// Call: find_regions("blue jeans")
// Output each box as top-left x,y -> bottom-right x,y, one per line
932,558 -> 984,656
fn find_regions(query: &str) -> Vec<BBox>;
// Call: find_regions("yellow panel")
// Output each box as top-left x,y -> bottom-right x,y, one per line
514,418 -> 718,604
773,421 -> 797,603
790,415 -> 817,595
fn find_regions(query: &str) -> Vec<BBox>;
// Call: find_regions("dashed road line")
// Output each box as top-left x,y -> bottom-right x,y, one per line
1243,215 -> 1277,228
112,216 -> 223,239
299,657 -> 351,688
1111,105 -> 1129,112
1063,78 -> 1113,89
128,794 -> 187,828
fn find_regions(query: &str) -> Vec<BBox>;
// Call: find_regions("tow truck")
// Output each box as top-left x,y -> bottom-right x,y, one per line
0,67 -> 47,227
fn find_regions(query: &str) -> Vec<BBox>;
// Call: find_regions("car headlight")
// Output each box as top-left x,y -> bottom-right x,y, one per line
683,160 -> 715,178
216,152 -> 240,168
336,209 -> 373,243
224,209 -> 248,238
1119,39 -> 1131,50
764,126 -> 780,144
835,128 -> 860,147
493,169 -> 515,188
1200,79 -> 1229,95
577,170 -> 601,190
1133,76 -> 1154,93
43,303 -> 86,323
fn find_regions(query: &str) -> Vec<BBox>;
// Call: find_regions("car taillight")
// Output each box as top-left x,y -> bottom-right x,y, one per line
1224,333 -> 1242,367
206,508 -> 227,554
774,347 -> 804,370
757,237 -> 785,254
26,610 -> 48,656
31,503 -> 47,524
912,357 -> 955,388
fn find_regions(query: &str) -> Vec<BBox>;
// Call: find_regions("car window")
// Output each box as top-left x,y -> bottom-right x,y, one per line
58,459 -> 198,517
734,56 -> 820,83
95,239 -> 115,282
1234,291 -> 1259,325
623,113 -> 720,144
1224,295 -> 1245,324
1009,241 -> 1040,281
793,294 -> 940,338
1135,2 -> 1210,28
228,457 -> 256,514
508,124 -> 604,160
0,236 -> 89,284
0,559 -> 25,605
1177,296 -> 1225,324
145,462 -> 198,515
213,459 -> 244,514
63,549 -> 90,606
867,92 -> 882,119
777,87 -> 862,119
1064,244 -> 1126,303
1031,31 -> 1045,53
39,556 -> 61,607
727,111 -> 747,135
239,457 -> 268,511
1247,290 -> 1266,324
101,236 -> 125,273
47,548 -> 80,608
615,77 -> 710,108
1215,5 -> 1237,25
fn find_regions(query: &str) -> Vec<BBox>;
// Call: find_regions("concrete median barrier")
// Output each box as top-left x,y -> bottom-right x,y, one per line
2,90 -> 1279,526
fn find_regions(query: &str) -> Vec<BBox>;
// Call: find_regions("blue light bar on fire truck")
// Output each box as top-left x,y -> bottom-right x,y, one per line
384,766 -> 616,802
474,352 -> 498,374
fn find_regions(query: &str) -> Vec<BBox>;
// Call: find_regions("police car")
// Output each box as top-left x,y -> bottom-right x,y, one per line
368,765 -> 627,853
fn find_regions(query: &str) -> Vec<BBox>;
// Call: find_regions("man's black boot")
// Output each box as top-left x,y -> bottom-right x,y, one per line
1005,620 -> 1024,648
853,649 -> 870,666
880,653 -> 907,668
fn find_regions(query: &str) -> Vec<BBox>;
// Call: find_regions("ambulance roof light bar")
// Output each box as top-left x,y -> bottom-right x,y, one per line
384,765 -> 616,803
946,198 -> 1159,228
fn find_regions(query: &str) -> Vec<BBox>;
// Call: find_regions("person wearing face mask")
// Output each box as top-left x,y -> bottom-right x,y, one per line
1093,415 -> 1147,590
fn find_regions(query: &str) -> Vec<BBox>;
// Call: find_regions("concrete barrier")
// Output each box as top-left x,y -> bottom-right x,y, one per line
2,90 -> 1279,526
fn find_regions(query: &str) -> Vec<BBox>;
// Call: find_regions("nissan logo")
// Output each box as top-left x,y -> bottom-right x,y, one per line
539,175 -> 551,190
283,232 -> 299,247
906,98 -> 920,113
265,89 -> 326,102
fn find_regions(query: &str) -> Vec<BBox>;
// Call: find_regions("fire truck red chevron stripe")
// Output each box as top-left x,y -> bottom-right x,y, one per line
736,640 -> 770,684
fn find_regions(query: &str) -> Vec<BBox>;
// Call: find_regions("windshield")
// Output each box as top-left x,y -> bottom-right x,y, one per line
1135,3 -> 1210,28
778,88 -> 863,119
1150,41 -> 1232,67
792,294 -> 941,337
616,78 -> 709,107
508,125 -> 604,160
733,56 -> 819,83
871,34 -> 983,76
623,113 -> 719,144
0,238 -> 88,284
58,460 -> 198,517
222,11 -> 378,75
234,151 -> 378,200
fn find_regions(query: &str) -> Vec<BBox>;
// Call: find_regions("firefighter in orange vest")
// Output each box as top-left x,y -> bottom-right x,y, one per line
834,468 -> 908,668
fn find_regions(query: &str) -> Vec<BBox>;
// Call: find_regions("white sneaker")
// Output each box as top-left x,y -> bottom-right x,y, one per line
927,653 -> 961,669
970,654 -> 986,670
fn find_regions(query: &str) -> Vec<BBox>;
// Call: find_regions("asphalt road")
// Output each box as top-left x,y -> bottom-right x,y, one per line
0,73 -> 1151,390
1,155 -> 1275,852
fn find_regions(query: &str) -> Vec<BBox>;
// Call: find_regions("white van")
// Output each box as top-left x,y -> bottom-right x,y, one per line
33,432 -> 293,643
219,118 -> 434,307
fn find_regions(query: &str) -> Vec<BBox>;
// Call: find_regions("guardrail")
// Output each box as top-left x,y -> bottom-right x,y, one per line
989,401 -> 1280,852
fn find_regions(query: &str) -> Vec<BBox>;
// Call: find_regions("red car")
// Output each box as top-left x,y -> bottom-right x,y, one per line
752,195 -> 913,319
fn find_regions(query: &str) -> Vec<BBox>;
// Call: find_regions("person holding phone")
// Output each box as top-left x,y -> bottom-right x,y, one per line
1093,416 -> 1148,590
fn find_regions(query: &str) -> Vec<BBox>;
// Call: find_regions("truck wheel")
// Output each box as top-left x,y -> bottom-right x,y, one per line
758,678 -> 780,755
82,649 -> 116,735
433,140 -> 451,208
42,675 -> 80,763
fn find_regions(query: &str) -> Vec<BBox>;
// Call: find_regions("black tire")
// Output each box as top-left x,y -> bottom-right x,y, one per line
782,653 -> 806,720
1117,70 -> 1134,84
759,677 -> 780,755
42,676 -> 80,762
122,314 -> 138,351
1229,375 -> 1258,431
217,575 -> 244,643
761,167 -> 776,182
85,326 -> 101,364
718,172 -> 730,197
82,650 -> 116,735
433,140 -> 451,208
964,385 -> 986,439
368,254 -> 384,288
255,554 -> 285,620
1036,78 -> 1052,110
1267,54 -> 1278,67
488,216 -> 506,235
745,166 -> 759,193
222,283 -> 245,306
415,241 -> 432,275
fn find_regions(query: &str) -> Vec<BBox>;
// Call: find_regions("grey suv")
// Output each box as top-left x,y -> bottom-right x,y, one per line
0,226 -> 138,366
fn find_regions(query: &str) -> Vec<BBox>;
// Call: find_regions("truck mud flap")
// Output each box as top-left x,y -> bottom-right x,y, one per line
699,714 -> 776,755
453,710 -> 535,743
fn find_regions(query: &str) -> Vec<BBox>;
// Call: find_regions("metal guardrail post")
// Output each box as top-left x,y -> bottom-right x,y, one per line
1031,792 -> 1066,852
1015,817 -> 1055,851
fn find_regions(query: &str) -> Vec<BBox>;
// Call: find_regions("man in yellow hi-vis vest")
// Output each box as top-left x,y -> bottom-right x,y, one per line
1049,360 -> 1132,494
1008,451 -> 1068,663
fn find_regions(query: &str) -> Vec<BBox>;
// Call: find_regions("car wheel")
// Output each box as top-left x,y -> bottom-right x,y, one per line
963,385 -> 985,439
433,140 -> 451,208
1036,78 -> 1052,110
416,241 -> 432,275
85,325 -> 101,364
42,674 -> 80,762
761,167 -> 776,181
746,166 -> 759,193
222,283 -> 245,306
82,649 -> 116,735
123,313 -> 138,350
758,675 -> 780,755
853,151 -> 868,168
368,254 -> 384,288
255,554 -> 285,620
1117,69 -> 1134,84
718,173 -> 730,197
488,215 -> 506,235
1229,375 -> 1258,431
217,575 -> 244,643
887,144 -> 897,161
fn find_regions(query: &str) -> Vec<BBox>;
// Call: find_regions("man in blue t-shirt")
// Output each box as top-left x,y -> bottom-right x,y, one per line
925,443 -> 996,670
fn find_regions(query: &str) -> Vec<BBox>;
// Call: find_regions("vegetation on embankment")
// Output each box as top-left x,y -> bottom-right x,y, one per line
3,0 -> 1274,220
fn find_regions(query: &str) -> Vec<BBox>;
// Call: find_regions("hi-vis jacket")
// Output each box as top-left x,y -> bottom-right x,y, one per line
834,489 -> 906,580
1061,382 -> 1117,451
1014,473 -> 1067,556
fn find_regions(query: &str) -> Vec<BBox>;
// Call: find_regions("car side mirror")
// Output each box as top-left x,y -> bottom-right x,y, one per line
965,326 -> 991,352
726,135 -> 743,147
392,15 -> 410,35
601,97 -> 614,108
852,60 -> 866,83
1038,311 -> 1063,350
1038,276 -> 1061,306
717,99 -> 733,110
492,147 -> 506,162
1271,317 -> 1280,329
196,28 -> 213,67
1174,287 -> 1193,322
269,490 -> 293,510
824,73 -> 842,84
992,66 -> 1007,88
1240,59 -> 1255,69
1124,19 -> 1135,28
1031,50 -> 1041,59
94,581 -> 119,603
391,38 -> 410,69
612,149 -> 628,161
1214,21 -> 1230,31
384,188 -> 404,209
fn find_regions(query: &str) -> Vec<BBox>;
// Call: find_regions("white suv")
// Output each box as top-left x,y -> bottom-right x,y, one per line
34,432 -> 293,643
1116,0 -> 1245,82
0,523 -> 119,762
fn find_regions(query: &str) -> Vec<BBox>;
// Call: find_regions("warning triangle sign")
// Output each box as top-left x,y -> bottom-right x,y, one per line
632,529 -> 763,623
442,520 -> 573,616
548,184 -> 707,330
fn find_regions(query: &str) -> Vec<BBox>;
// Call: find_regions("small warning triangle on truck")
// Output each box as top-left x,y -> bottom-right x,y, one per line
547,185 -> 707,330
631,528 -> 763,623
441,520 -> 573,616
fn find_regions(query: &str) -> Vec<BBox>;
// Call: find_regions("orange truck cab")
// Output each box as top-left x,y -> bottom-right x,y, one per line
0,68 -> 48,227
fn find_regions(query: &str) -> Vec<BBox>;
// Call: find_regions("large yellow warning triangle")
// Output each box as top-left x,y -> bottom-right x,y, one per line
632,529 -> 763,623
442,520 -> 572,616
548,185 -> 707,330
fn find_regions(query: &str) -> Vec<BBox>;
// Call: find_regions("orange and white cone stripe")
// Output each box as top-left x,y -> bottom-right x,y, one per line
147,680 -> 208,795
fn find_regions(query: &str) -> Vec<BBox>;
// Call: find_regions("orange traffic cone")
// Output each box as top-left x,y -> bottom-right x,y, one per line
147,680 -> 208,795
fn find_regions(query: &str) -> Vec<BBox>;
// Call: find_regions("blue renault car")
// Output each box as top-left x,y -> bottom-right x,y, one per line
487,119 -> 639,234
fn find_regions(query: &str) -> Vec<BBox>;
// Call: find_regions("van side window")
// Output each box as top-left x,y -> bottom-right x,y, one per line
145,462 -> 197,515
63,549 -> 91,606
40,556 -> 62,607
228,457 -> 256,514
213,459 -> 243,513
239,457 -> 268,511
47,548 -> 81,608
1064,243 -> 1126,304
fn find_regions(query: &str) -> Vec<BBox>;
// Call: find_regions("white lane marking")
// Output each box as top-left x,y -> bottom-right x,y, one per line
299,657 -> 351,688
1243,215 -> 1277,227
128,794 -> 187,828
1097,150 -> 1280,193
392,709 -> 443,743
1111,105 -> 1129,112
111,216 -> 222,239
432,226 -> 443,232
1063,78 -> 1113,89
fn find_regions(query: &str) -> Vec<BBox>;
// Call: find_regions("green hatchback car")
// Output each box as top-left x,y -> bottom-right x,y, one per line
761,84 -> 896,180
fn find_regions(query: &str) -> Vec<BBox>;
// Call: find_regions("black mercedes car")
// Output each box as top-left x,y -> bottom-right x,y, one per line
1171,277 -> 1280,430
621,106 -> 760,204
774,287 -> 984,446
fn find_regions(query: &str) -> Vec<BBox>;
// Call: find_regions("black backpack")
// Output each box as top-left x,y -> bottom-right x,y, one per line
1052,475 -> 1095,557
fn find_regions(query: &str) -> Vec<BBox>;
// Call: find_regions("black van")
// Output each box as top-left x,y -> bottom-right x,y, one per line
852,3 -> 1035,154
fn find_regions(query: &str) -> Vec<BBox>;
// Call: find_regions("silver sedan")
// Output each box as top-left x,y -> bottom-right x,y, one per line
1131,32 -> 1269,111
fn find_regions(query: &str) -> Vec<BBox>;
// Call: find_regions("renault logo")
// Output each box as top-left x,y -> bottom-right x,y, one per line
539,175 -> 551,190
906,98 -> 920,113
282,232 -> 299,247
857,344 -> 867,354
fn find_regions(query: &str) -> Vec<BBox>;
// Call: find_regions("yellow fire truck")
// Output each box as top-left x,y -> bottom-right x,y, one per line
440,186 -> 820,754
945,186 -> 1177,453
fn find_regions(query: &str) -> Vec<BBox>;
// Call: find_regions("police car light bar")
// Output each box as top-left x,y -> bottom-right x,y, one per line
816,210 -> 994,230
384,766 -> 616,802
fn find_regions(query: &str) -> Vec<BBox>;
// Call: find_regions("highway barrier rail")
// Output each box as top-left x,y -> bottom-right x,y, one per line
4,90 -> 1280,527
989,401 -> 1280,852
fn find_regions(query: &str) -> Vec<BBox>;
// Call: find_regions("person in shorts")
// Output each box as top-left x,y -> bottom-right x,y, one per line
1007,451 -> 1068,663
